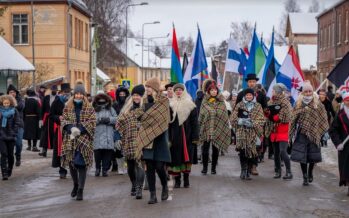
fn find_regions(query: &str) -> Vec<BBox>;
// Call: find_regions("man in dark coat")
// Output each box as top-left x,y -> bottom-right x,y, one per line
7,85 -> 25,166
39,85 -> 59,157
327,85 -> 335,102
50,83 -> 71,178
38,85 -> 47,103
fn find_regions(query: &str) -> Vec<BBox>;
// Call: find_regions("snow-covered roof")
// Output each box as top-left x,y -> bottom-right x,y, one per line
297,44 -> 317,70
96,68 -> 110,81
287,13 -> 318,35
0,36 -> 35,72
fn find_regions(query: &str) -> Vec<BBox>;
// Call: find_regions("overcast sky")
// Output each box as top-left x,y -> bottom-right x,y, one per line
128,0 -> 340,47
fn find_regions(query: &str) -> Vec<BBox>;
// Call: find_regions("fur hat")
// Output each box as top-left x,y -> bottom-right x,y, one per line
207,81 -> 218,93
244,88 -> 255,96
302,80 -> 313,92
173,83 -> 185,91
273,83 -> 288,94
145,77 -> 161,93
202,79 -> 214,93
131,84 -> 145,96
73,84 -> 86,95
165,82 -> 176,90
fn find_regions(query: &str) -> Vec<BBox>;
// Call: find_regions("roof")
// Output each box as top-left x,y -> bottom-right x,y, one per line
317,0 -> 346,19
297,44 -> 317,70
286,13 -> 318,36
96,68 -> 110,81
0,36 -> 35,71
0,0 -> 91,17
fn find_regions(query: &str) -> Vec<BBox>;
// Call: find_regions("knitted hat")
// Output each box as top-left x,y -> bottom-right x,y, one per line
273,83 -> 288,94
173,83 -> 185,91
131,84 -> 145,96
73,84 -> 86,95
244,88 -> 255,96
302,80 -> 313,92
231,90 -> 238,97
342,92 -> 349,101
145,77 -> 161,92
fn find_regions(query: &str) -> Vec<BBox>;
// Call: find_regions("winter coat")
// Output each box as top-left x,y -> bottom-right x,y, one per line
7,85 -> 24,128
291,133 -> 322,163
40,95 -> 59,149
321,98 -> 336,124
23,97 -> 41,140
0,108 -> 20,141
329,108 -> 349,186
93,94 -> 117,151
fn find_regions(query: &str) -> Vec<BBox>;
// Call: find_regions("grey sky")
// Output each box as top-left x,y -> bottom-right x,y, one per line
128,0 -> 339,48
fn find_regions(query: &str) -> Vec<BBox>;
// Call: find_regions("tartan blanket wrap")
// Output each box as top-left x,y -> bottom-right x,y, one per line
265,94 -> 293,137
134,95 -> 170,159
289,100 -> 329,146
61,102 -> 96,168
115,110 -> 140,160
231,101 -> 265,158
199,94 -> 231,151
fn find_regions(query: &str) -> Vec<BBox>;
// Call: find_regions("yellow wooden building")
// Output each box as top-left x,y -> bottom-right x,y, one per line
0,0 -> 91,91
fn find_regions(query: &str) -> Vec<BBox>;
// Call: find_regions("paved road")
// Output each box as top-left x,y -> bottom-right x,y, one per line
1,145 -> 349,218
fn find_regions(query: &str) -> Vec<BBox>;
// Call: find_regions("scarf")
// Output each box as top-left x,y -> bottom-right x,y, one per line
0,107 -> 15,127
242,97 -> 256,112
302,96 -> 313,105
170,90 -> 196,126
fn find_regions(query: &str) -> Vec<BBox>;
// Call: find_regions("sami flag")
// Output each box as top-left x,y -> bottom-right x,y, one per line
170,26 -> 183,83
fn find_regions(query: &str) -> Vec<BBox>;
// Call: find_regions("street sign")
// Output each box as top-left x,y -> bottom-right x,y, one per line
121,79 -> 132,89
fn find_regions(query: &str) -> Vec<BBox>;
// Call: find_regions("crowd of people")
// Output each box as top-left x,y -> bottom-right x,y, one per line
0,74 -> 349,204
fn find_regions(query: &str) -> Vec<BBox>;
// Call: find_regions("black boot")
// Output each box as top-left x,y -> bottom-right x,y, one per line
183,173 -> 190,188
174,175 -> 181,188
308,170 -> 313,183
201,167 -> 207,175
76,188 -> 83,201
15,155 -> 21,167
102,171 -> 108,177
95,168 -> 100,177
135,185 -> 143,199
2,168 -> 8,180
273,169 -> 281,179
32,146 -> 40,152
211,166 -> 217,175
245,169 -> 252,180
111,160 -> 118,172
8,168 -> 12,178
71,184 -> 78,198
38,148 -> 47,157
303,174 -> 309,186
130,183 -> 136,196
148,191 -> 157,204
283,170 -> 293,180
161,186 -> 169,201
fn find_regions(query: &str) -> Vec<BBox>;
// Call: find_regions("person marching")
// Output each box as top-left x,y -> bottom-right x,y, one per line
329,91 -> 349,196
168,83 -> 199,188
231,88 -> 265,180
289,81 -> 329,186
50,83 -> 71,179
199,80 -> 231,175
23,89 -> 41,152
116,84 -> 146,199
0,95 -> 20,180
92,92 -> 117,177
7,85 -> 24,166
134,77 -> 171,204
39,85 -> 59,157
61,84 -> 96,201
266,83 -> 293,180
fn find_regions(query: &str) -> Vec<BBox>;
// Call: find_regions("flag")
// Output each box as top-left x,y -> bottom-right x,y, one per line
245,27 -> 266,87
224,38 -> 247,75
211,58 -> 218,81
182,52 -> 189,77
276,45 -> 304,104
170,25 -> 183,83
183,27 -> 208,99
327,51 -> 349,88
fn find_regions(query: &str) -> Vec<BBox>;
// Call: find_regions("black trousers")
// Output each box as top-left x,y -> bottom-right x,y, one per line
145,160 -> 167,192
27,139 -> 38,148
94,149 -> 113,172
273,141 -> 291,171
0,140 -> 15,173
239,150 -> 253,170
202,141 -> 219,170
127,160 -> 145,186
69,164 -> 87,189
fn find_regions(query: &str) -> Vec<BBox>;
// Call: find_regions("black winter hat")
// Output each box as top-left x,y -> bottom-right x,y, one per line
131,84 -> 145,97
165,82 -> 176,90
7,84 -> 18,94
245,74 -> 259,82
244,88 -> 255,96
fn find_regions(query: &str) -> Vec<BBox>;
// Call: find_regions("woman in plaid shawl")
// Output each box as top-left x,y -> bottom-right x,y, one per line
231,88 -> 265,180
115,84 -> 146,200
199,80 -> 230,175
61,84 -> 96,201
290,81 -> 329,186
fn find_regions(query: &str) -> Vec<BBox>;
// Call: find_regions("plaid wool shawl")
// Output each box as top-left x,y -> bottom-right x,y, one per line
134,95 -> 170,159
115,110 -> 140,160
265,94 -> 292,137
290,97 -> 329,146
199,94 -> 231,151
61,98 -> 96,168
231,101 -> 265,158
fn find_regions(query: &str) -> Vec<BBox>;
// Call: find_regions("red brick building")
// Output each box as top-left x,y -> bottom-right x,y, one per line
317,0 -> 349,84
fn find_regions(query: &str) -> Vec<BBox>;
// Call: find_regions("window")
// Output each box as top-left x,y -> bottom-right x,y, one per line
85,23 -> 89,52
328,25 -> 331,47
346,11 -> 349,42
75,18 -> 79,48
320,28 -> 323,49
79,20 -> 83,49
333,22 -> 335,46
12,14 -> 28,44
68,14 -> 72,47
338,14 -> 342,44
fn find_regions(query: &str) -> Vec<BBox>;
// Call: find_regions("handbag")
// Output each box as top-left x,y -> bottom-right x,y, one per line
73,149 -> 86,167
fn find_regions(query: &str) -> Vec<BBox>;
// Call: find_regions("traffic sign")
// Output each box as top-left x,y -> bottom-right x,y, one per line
121,79 -> 132,89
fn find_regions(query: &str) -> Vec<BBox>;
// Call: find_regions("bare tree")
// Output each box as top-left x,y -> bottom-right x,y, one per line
18,63 -> 53,89
308,0 -> 320,13
230,21 -> 253,48
0,7 -> 7,36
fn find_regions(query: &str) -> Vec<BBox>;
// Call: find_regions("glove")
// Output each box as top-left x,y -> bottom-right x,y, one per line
100,117 -> 110,124
243,119 -> 253,128
238,118 -> 244,126
39,120 -> 43,128
114,140 -> 121,151
337,143 -> 344,151
70,127 -> 81,139
322,132 -> 330,141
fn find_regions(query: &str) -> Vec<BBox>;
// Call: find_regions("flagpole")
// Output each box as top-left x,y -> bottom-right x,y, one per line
316,79 -> 328,92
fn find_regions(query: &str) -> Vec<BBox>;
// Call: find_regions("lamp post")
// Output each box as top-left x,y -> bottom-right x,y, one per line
125,2 -> 148,79
141,21 -> 160,82
147,33 -> 170,71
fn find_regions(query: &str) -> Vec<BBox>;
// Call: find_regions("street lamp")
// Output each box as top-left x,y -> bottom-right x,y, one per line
142,21 -> 160,82
147,33 -> 170,71
125,2 -> 148,78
